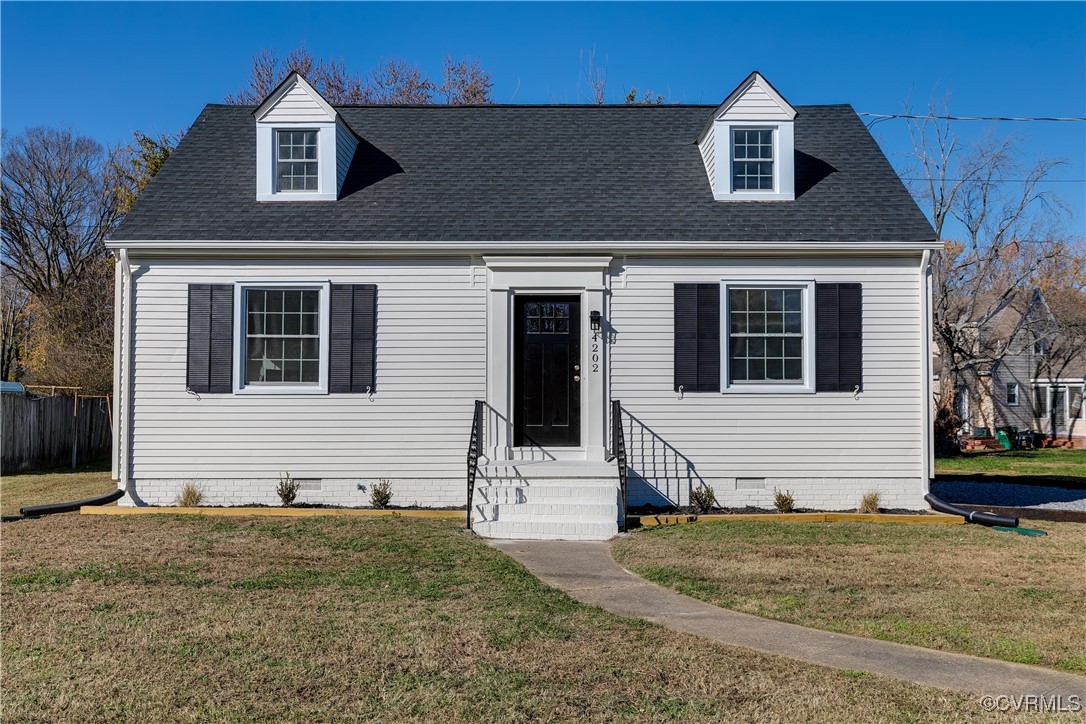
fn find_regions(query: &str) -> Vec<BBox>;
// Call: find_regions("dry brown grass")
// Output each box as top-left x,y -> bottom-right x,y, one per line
614,519 -> 1086,674
1,514 -> 1002,721
1,462 -> 114,516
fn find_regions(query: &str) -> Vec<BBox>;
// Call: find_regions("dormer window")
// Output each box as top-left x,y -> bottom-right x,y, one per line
276,130 -> 319,192
698,71 -> 796,202
732,129 -> 774,191
253,71 -> 359,202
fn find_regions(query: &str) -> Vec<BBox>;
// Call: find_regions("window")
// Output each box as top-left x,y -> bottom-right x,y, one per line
234,282 -> 331,394
729,288 -> 803,382
1034,386 -> 1048,416
1006,382 -> 1019,406
276,130 -> 318,192
732,129 -> 774,191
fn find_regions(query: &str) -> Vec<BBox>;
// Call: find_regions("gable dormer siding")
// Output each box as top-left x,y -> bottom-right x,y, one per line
697,125 -> 716,194
336,118 -> 359,192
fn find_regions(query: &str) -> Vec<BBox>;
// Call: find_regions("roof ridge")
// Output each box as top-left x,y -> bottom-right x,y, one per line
202,102 -> 854,111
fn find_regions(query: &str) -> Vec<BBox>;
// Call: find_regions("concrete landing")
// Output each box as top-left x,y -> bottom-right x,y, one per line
490,539 -> 1086,698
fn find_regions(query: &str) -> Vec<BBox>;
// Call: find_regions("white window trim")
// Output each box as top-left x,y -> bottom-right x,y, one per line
721,279 -> 815,394
712,120 -> 795,202
233,281 -> 331,395
730,126 -> 777,194
1006,382 -> 1020,407
274,129 -> 320,195
255,122 -> 337,202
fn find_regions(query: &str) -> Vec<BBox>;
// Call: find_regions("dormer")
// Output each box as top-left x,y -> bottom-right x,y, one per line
697,71 -> 797,202
253,71 -> 359,202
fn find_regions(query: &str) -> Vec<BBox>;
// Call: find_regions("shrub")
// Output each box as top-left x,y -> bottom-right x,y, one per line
277,472 -> 300,507
175,481 -> 205,508
370,480 -> 393,509
773,488 -> 795,514
857,490 -> 881,514
689,483 -> 717,513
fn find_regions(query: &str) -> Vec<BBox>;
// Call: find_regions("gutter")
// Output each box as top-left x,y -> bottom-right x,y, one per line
105,239 -> 944,257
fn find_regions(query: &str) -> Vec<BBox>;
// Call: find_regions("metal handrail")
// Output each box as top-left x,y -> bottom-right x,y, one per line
611,399 -> 628,532
465,400 -> 484,530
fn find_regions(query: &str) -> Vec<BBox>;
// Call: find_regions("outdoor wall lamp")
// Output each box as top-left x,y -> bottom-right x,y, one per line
590,310 -> 601,332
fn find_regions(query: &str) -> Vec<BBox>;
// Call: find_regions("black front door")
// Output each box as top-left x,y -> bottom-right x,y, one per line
514,295 -> 581,447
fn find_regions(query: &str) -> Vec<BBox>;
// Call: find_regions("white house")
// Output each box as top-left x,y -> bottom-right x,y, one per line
106,71 -> 940,540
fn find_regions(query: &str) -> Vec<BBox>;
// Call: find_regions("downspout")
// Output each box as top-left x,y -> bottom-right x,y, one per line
919,250 -> 933,493
118,248 -> 134,495
111,252 -> 123,482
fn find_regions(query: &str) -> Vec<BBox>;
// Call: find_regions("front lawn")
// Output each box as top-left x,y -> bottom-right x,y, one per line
2,515 -> 987,721
1,461 -> 115,517
613,520 -> 1086,674
935,448 -> 1086,479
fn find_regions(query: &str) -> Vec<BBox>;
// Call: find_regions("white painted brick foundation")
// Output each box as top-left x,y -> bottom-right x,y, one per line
123,478 -> 465,509
628,475 -> 928,511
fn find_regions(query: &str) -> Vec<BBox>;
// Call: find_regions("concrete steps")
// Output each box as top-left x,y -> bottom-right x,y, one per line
472,461 -> 621,541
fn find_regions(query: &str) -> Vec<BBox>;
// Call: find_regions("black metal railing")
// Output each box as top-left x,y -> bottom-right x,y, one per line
611,399 -> 628,532
465,400 -> 484,530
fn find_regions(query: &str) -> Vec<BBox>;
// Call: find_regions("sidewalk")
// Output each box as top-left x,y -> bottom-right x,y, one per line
491,539 -> 1086,698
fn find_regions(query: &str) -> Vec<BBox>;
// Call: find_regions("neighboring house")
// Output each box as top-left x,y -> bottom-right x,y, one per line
943,289 -> 1085,446
106,70 -> 939,540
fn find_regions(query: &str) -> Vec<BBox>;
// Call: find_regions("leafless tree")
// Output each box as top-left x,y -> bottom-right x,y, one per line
579,47 -> 607,105
1,127 -> 122,305
908,96 -> 1072,418
0,275 -> 30,381
439,55 -> 493,105
363,58 -> 435,104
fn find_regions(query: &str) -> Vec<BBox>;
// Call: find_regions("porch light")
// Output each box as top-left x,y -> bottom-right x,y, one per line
590,310 -> 601,331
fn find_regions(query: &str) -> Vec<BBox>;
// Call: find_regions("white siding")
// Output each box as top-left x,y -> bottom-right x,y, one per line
335,119 -> 358,194
609,255 -> 926,508
259,83 -> 334,123
697,128 -> 716,192
127,258 -> 485,499
719,78 -> 793,121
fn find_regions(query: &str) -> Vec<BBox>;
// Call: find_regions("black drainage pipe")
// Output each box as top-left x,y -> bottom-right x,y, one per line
20,488 -> 125,518
924,493 -> 1018,528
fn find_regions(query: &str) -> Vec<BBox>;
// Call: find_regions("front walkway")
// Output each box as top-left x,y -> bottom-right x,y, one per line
490,540 -> 1086,698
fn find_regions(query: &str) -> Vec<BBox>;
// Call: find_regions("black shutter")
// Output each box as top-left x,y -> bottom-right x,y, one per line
186,284 -> 233,393
816,283 -> 862,392
674,283 -> 720,392
329,284 -> 377,393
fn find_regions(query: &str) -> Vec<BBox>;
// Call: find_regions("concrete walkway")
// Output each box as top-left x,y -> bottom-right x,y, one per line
491,539 -> 1086,698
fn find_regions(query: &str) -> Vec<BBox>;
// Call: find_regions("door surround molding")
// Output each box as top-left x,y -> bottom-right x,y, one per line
484,257 -> 611,462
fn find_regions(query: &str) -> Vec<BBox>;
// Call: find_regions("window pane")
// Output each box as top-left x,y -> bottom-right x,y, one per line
784,290 -> 801,311
749,314 -> 765,334
284,314 -> 300,335
284,292 -> 301,312
784,312 -> 802,334
301,313 -> 318,335
766,313 -> 783,333
748,359 -> 765,381
784,337 -> 802,358
766,358 -> 784,380
731,314 -> 747,333
784,358 -> 802,379
730,290 -> 747,311
266,312 -> 283,335
766,290 -> 783,311
301,361 -> 320,382
283,360 -> 301,382
301,291 -> 319,312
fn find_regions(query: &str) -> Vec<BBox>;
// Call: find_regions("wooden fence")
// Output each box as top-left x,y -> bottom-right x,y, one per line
2,394 -> 112,474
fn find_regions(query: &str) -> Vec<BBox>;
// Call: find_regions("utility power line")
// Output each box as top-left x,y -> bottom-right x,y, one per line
859,113 -> 1086,122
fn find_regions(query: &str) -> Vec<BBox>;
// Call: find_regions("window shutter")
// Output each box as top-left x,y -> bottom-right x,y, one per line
330,284 -> 377,393
186,284 -> 233,393
674,283 -> 720,392
816,282 -> 862,392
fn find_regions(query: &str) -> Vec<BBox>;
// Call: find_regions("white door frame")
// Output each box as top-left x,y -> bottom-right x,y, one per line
484,256 -> 612,462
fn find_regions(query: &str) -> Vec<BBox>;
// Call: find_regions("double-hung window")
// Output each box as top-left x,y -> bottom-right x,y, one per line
235,283 -> 330,394
276,130 -> 318,192
722,282 -> 815,392
1006,382 -> 1019,406
732,129 -> 774,191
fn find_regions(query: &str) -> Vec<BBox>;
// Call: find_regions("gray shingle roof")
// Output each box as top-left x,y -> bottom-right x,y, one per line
110,103 -> 935,243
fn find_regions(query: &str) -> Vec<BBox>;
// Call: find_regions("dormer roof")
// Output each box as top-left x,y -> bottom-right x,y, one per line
254,71 -> 338,123
714,70 -> 797,121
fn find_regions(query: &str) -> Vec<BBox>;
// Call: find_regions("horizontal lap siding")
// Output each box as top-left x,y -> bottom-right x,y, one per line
611,256 -> 923,479
129,258 -> 484,479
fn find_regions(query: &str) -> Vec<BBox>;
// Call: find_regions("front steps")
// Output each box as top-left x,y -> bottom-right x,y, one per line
472,461 -> 622,541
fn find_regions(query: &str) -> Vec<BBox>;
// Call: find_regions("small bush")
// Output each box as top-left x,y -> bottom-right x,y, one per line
857,490 -> 881,514
175,482 -> 205,508
277,472 -> 300,507
690,483 -> 717,513
370,480 -> 393,509
773,488 -> 795,514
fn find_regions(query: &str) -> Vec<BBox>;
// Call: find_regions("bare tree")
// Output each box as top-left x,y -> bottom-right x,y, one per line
0,275 -> 30,381
363,58 -> 435,104
579,47 -> 607,105
1,127 -> 122,305
225,48 -> 368,105
907,97 -> 1072,422
625,87 -> 665,105
439,55 -> 493,105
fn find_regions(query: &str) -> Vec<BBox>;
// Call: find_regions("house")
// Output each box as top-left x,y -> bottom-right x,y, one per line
106,70 -> 940,540
943,288 -> 1085,447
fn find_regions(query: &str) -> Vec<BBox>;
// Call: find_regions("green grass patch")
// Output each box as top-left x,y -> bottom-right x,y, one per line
935,448 -> 1086,478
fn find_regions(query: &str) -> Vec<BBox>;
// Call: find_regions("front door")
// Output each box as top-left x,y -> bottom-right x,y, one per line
514,295 -> 581,447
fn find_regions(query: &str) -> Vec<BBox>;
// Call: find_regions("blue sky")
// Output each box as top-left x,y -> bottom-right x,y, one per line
3,1 -> 1084,234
